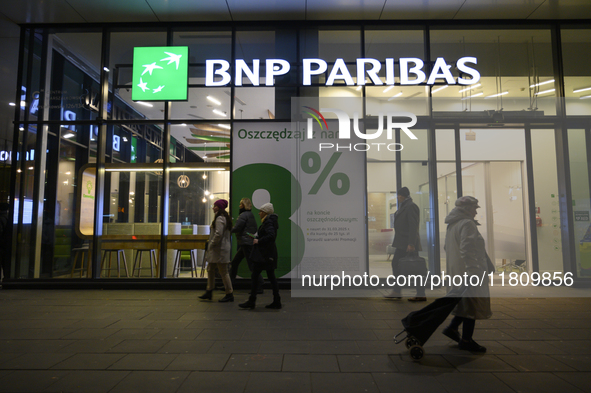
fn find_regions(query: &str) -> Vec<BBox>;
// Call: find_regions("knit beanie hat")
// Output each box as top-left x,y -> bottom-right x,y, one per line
259,203 -> 274,214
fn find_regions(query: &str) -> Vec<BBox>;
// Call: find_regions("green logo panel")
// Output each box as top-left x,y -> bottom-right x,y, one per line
232,164 -> 304,278
132,46 -> 188,101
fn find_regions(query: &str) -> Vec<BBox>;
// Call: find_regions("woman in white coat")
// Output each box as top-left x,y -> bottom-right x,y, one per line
442,196 -> 494,353
199,199 -> 234,302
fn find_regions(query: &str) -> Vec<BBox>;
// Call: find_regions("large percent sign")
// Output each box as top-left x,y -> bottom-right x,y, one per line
300,152 -> 350,195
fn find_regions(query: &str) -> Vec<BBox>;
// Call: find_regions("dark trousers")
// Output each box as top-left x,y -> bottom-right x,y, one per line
230,245 -> 263,291
391,247 -> 426,297
449,316 -> 476,341
249,264 -> 279,301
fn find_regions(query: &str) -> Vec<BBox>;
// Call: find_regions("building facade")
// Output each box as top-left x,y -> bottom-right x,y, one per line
4,20 -> 591,286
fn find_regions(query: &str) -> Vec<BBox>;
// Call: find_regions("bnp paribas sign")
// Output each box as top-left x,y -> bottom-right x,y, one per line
132,46 -> 189,101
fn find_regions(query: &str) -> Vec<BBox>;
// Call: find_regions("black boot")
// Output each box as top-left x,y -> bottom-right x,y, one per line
265,295 -> 282,309
239,296 -> 256,309
219,293 -> 234,303
198,290 -> 213,300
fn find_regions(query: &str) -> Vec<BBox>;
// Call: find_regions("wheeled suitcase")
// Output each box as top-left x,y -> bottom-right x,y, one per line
394,287 -> 466,361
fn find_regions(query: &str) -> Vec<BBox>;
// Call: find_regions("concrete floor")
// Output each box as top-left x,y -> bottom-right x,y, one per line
0,288 -> 590,393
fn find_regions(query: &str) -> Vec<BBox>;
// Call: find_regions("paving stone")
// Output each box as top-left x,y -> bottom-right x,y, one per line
310,372 -> 380,393
107,328 -> 161,340
44,370 -> 130,393
108,339 -> 169,353
0,353 -> 74,370
61,328 -> 120,340
443,355 -> 518,372
109,354 -> 178,370
208,340 -> 262,354
176,371 -> 249,393
224,354 -> 283,371
246,372 -> 311,393
282,354 -> 339,372
550,355 -> 591,371
0,370 -> 70,392
554,372 -> 591,391
388,354 -> 457,373
108,370 -> 189,393
494,372 -> 586,393
337,354 -> 397,372
166,354 -> 230,371
158,340 -> 214,354
57,338 -> 125,353
150,328 -> 201,340
52,353 -> 126,370
496,354 -> 577,372
373,373 -> 447,392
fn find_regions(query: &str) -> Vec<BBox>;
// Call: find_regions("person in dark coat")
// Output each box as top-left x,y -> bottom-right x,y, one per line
441,196 -> 492,353
239,202 -> 281,310
387,187 -> 426,301
230,197 -> 263,292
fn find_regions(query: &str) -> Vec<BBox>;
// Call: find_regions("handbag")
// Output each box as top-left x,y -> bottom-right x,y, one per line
249,244 -> 266,265
398,252 -> 428,277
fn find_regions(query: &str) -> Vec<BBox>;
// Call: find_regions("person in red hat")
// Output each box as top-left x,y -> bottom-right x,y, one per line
199,199 -> 234,302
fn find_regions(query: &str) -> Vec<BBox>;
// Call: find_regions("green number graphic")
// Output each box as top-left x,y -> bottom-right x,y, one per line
232,164 -> 304,277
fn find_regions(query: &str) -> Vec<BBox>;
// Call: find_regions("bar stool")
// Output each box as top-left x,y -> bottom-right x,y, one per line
70,244 -> 91,278
101,249 -> 130,278
172,249 -> 198,277
132,249 -> 158,277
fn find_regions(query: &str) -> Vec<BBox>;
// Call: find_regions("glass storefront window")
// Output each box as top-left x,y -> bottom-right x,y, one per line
562,30 -> 591,115
430,29 -> 555,116
567,129 -> 591,277
110,31 -> 167,120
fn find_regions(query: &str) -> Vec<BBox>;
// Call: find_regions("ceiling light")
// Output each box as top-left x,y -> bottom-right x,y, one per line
63,133 -> 75,139
461,92 -> 484,100
204,190 -> 210,195
103,67 -> 110,72
458,83 -> 481,93
573,86 -> 591,94
202,197 -> 207,203
20,101 -> 26,107
17,169 -> 21,173
387,92 -> 403,101
19,126 -> 24,131
485,91 -> 509,99
212,109 -> 226,117
530,79 -> 554,88
432,85 -> 448,94
535,88 -> 555,96
202,174 -> 207,179
383,86 -> 394,93
209,194 -> 214,199
356,86 -> 362,91
65,171 -> 71,175
580,94 -> 591,100
29,167 -> 34,170
217,124 -> 231,129
136,101 -> 153,107
8,102 -> 15,106
207,96 -> 221,105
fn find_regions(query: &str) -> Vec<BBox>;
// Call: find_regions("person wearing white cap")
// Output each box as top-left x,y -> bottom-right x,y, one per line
441,195 -> 494,353
239,202 -> 281,310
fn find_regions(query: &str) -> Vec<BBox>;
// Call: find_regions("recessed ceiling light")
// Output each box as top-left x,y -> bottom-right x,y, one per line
458,83 -> 481,93
530,79 -> 554,88
207,96 -> 221,105
485,91 -> 509,98
432,85 -> 448,94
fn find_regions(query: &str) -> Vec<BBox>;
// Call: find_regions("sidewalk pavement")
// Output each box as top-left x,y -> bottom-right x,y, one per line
0,289 -> 590,393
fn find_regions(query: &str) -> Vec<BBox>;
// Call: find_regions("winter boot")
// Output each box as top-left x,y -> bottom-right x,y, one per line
218,293 -> 234,303
265,295 -> 282,309
198,290 -> 213,300
239,296 -> 256,309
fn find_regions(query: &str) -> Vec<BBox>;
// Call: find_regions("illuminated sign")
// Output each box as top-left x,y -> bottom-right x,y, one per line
132,46 -> 189,101
206,57 -> 480,87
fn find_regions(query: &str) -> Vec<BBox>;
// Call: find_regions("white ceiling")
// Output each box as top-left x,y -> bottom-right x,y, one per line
1,0 -> 591,24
